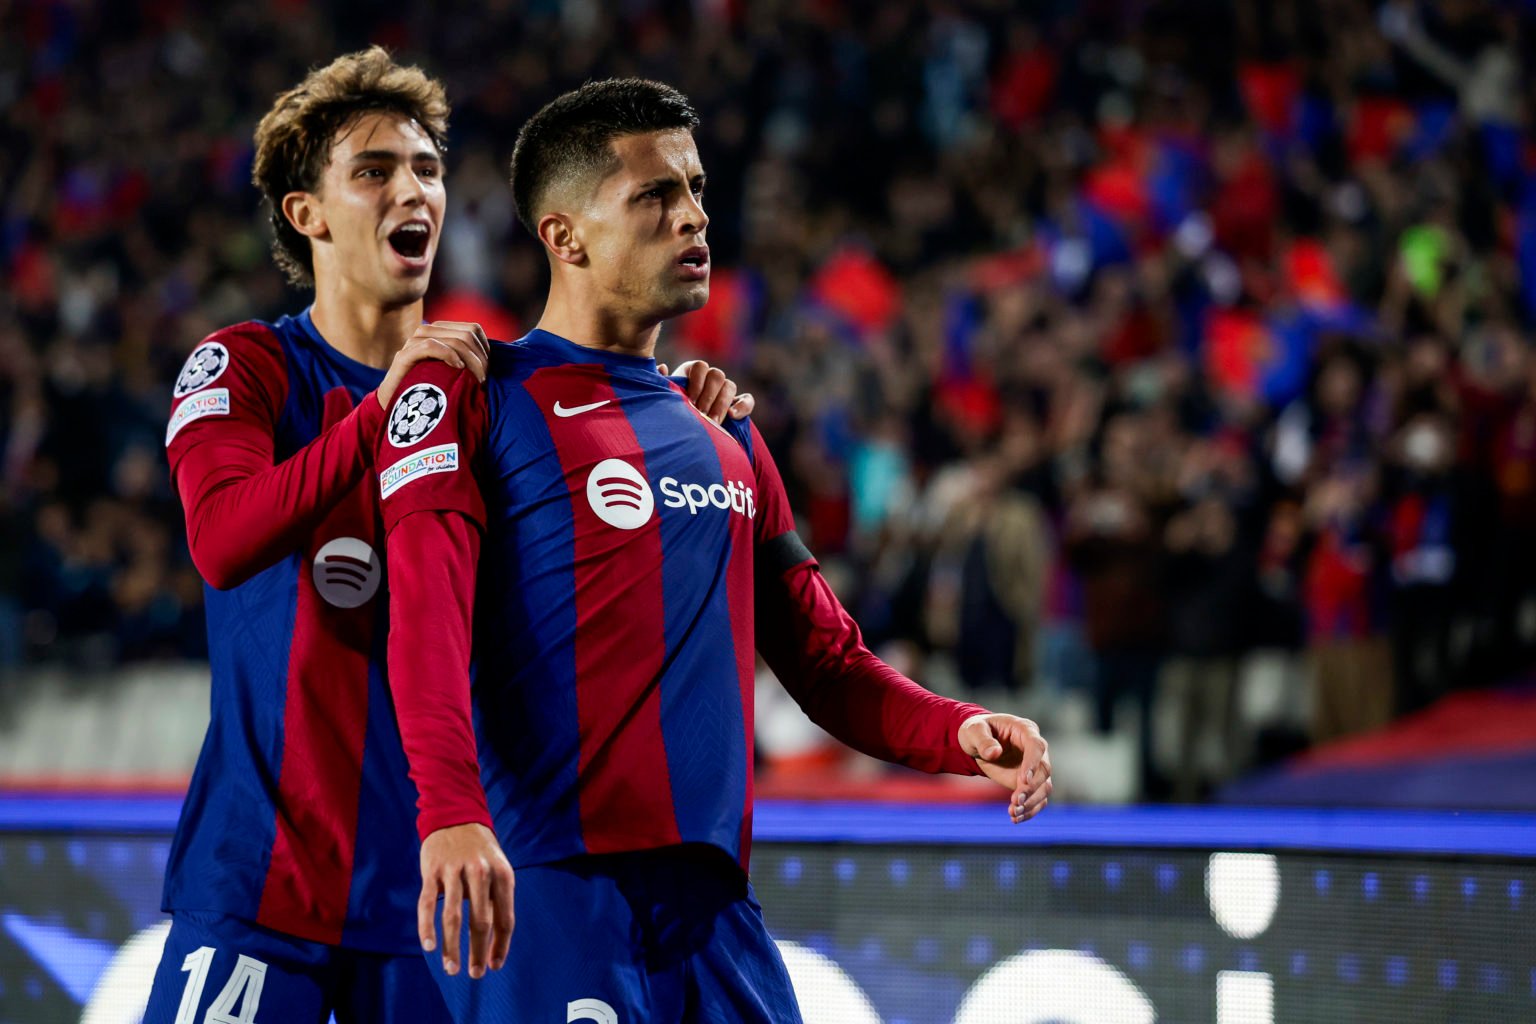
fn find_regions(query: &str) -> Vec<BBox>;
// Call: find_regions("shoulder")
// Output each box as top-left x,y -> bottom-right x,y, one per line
172,321 -> 285,399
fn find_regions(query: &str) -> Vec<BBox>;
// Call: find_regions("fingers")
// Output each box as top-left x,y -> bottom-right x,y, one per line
418,876 -> 439,953
728,392 -> 755,419
466,858 -> 492,979
428,320 -> 491,361
441,869 -> 464,976
686,363 -> 730,422
1011,777 -> 1052,823
707,374 -> 738,423
490,862 -> 515,971
656,362 -> 670,376
409,328 -> 487,383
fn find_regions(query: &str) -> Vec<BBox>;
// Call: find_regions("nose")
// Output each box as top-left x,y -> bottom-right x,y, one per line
395,166 -> 427,208
678,190 -> 708,237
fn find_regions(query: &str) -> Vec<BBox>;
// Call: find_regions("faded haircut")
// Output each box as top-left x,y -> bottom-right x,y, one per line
509,78 -> 699,237
252,47 -> 449,287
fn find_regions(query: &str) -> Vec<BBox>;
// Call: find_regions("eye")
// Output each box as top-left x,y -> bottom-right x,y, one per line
357,167 -> 385,180
691,181 -> 706,197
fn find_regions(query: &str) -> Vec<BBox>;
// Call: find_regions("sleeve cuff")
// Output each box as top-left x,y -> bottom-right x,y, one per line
946,703 -> 993,776
417,801 -> 495,843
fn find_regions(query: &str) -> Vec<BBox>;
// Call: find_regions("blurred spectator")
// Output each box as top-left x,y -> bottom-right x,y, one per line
10,0 -> 1536,801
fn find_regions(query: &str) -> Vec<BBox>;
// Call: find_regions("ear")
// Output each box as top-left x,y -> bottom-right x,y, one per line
537,212 -> 584,266
282,191 -> 327,240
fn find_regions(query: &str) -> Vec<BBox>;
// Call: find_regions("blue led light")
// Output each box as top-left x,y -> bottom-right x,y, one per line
1078,940 -> 1097,958
1413,875 -> 1430,901
1386,957 -> 1408,987
780,857 -> 802,884
1438,960 -> 1458,990
888,858 -> 909,886
966,936 -> 994,965
1103,861 -> 1123,889
1478,964 -> 1506,994
1338,954 -> 1361,984
1127,941 -> 1150,970
913,937 -> 940,964
1237,949 -> 1259,973
66,841 -> 87,868
995,859 -> 1018,890
1462,877 -> 1478,900
806,933 -> 833,957
1291,952 -> 1308,976
1313,869 -> 1331,894
25,976 -> 44,1000
834,858 -> 857,884
1156,863 -> 1178,892
858,938 -> 883,961
1362,872 -> 1379,900
943,861 -> 965,889
27,843 -> 45,867
1051,861 -> 1071,887
1181,944 -> 1205,974
107,842 -> 132,867
1509,879 -> 1523,908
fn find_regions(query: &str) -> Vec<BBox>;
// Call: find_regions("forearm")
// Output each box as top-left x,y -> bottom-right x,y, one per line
177,396 -> 383,588
757,556 -> 987,776
385,509 -> 492,839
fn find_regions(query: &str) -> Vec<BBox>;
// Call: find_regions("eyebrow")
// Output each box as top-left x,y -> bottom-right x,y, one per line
636,172 -> 707,190
349,150 -> 442,163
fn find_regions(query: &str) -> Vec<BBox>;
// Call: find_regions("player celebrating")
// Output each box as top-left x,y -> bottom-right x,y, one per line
146,51 -> 747,1023
377,79 -> 1052,1022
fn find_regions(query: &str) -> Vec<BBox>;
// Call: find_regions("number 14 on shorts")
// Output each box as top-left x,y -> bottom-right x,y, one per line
175,946 -> 268,1024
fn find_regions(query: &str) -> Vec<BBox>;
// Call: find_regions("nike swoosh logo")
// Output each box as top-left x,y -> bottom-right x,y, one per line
553,400 -> 612,418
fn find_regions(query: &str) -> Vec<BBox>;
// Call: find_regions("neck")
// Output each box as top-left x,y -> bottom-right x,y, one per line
309,276 -> 423,369
535,276 -> 660,358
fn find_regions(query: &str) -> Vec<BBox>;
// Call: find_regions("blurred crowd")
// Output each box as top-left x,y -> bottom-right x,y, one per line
6,0 -> 1536,795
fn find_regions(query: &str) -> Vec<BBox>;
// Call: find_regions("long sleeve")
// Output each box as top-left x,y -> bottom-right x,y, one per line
747,423 -> 988,776
376,360 -> 492,838
385,509 -> 492,839
165,325 -> 386,589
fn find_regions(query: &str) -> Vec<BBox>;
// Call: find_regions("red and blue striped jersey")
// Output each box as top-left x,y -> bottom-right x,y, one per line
379,330 -> 987,870
162,308 -> 451,953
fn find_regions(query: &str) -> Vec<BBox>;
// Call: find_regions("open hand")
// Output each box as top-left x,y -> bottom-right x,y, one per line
418,822 -> 515,979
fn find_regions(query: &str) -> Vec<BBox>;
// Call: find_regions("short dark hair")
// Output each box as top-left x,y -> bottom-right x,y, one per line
252,47 -> 450,287
509,79 -> 700,237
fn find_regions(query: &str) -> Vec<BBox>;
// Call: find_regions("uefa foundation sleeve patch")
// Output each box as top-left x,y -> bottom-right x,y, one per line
380,442 -> 460,499
165,388 -> 230,445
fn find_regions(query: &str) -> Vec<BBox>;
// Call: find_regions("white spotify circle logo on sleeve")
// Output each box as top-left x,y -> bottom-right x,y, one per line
585,458 -> 654,530
312,537 -> 382,607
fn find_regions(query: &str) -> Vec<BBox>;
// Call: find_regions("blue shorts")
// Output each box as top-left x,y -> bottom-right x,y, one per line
142,910 -> 451,1024
429,846 -> 803,1024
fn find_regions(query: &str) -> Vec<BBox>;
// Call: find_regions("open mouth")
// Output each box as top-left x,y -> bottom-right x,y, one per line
677,247 -> 709,276
388,223 -> 431,260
